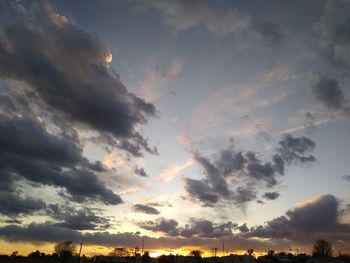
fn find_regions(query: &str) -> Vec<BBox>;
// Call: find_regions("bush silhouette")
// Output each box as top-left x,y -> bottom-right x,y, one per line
312,239 -> 333,257
54,241 -> 77,263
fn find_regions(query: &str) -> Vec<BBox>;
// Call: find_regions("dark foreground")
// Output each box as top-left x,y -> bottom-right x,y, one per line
1,253 -> 350,263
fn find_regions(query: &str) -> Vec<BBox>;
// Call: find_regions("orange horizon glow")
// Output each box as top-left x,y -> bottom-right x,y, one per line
0,240 -> 315,258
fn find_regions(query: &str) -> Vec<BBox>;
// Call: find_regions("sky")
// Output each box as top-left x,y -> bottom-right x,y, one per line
0,0 -> 350,257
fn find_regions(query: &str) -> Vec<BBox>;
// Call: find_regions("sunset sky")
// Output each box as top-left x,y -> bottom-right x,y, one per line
0,0 -> 350,257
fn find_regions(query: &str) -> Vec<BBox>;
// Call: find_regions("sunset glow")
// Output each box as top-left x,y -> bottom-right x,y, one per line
0,0 -> 350,259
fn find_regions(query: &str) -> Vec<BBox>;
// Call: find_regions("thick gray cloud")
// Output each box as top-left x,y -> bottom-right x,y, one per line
277,134 -> 316,165
272,154 -> 285,175
246,162 -> 277,188
248,194 -> 350,243
183,178 -> 219,205
180,219 -> 235,238
194,153 -> 230,197
232,187 -> 257,204
138,218 -> 179,236
0,223 -> 82,244
185,134 -> 316,206
0,191 -> 45,216
138,217 -> 235,239
46,204 -> 111,230
237,223 -> 249,233
216,150 -> 246,177
0,1 -> 164,210
0,114 -> 122,205
0,2 -> 156,156
133,204 -> 160,215
312,77 -> 349,115
0,222 -> 268,251
262,192 -> 280,200
179,220 -> 212,238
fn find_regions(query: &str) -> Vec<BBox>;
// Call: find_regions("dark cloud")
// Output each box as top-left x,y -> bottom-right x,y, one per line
246,162 -> 277,187
232,187 -> 257,204
237,223 -> 249,233
0,191 -> 45,216
133,204 -> 160,215
0,223 -> 82,244
194,153 -> 230,197
134,167 -> 148,177
343,175 -> 350,181
0,170 -> 16,193
0,114 -> 122,205
216,150 -> 246,176
46,204 -> 111,230
312,77 -> 349,115
277,134 -> 316,165
248,194 -> 350,243
0,222 -> 268,251
0,2 -> 156,156
253,23 -> 284,46
316,2 -> 350,69
180,219 -> 235,238
185,134 -> 315,206
138,218 -> 179,236
272,154 -> 285,175
138,217 -> 236,239
183,178 -> 219,205
0,115 -> 82,166
262,192 -> 280,200
3,218 -> 22,224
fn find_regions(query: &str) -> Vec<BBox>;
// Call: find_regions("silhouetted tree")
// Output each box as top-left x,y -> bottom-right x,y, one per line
28,250 -> 41,259
141,251 -> 151,263
158,255 -> 175,263
54,241 -> 77,263
189,250 -> 202,258
109,247 -> 130,257
312,239 -> 333,257
265,250 -> 279,263
247,249 -> 254,256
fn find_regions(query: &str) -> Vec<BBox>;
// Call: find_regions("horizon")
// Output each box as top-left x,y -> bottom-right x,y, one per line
0,0 -> 350,258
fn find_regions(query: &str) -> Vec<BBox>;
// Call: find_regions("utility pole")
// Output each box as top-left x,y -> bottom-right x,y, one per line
78,241 -> 83,263
222,243 -> 225,257
141,237 -> 144,255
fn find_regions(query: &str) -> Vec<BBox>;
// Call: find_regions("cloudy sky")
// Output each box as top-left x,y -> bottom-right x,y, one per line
0,0 -> 350,257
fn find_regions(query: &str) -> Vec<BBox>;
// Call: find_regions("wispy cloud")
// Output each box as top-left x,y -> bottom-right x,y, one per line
176,134 -> 194,146
157,159 -> 194,182
140,0 -> 251,36
119,181 -> 152,195
278,118 -> 332,135
139,57 -> 183,102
